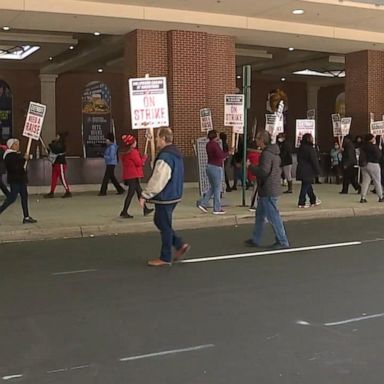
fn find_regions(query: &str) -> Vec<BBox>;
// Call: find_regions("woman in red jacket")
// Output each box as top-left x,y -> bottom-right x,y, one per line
120,134 -> 153,218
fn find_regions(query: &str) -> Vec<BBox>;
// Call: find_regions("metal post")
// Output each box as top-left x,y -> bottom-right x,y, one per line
241,65 -> 251,206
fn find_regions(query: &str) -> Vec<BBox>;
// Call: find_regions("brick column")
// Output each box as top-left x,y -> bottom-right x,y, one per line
346,50 -> 384,136
123,29 -> 236,156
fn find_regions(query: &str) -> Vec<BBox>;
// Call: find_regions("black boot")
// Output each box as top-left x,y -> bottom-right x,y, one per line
284,181 -> 293,194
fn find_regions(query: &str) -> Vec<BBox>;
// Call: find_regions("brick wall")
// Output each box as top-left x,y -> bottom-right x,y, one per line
124,29 -> 236,156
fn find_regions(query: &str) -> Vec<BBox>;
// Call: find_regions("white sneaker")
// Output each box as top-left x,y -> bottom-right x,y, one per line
197,204 -> 208,213
311,199 -> 322,207
213,209 -> 226,215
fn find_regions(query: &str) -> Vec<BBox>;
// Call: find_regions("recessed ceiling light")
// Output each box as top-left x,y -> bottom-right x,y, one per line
97,68 -> 103,73
236,75 -> 241,79
69,45 -> 75,50
2,26 -> 10,31
288,47 -> 295,51
281,77 -> 286,82
292,9 -> 304,15
94,32 -> 101,36
49,56 -> 53,61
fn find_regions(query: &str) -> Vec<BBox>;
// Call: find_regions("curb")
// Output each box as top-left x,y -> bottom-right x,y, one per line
1,206 -> 384,244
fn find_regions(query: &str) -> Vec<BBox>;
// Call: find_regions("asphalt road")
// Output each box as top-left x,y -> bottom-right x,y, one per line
1,215 -> 384,383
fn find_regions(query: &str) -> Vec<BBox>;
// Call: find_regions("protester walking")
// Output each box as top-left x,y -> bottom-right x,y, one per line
0,139 -> 10,199
120,134 -> 153,218
340,134 -> 361,194
0,138 -> 37,224
359,133 -> 384,203
296,133 -> 321,208
44,132 -> 72,198
140,128 -> 190,266
277,133 -> 293,193
98,133 -> 124,196
197,130 -> 229,215
245,130 -> 289,249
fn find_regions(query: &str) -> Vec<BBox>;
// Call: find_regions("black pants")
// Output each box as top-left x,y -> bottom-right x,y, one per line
121,178 -> 143,214
341,165 -> 360,193
0,174 -> 10,197
0,182 -> 29,218
100,165 -> 124,195
298,181 -> 316,205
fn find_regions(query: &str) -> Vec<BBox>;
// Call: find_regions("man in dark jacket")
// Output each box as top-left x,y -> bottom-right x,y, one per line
245,130 -> 289,249
0,138 -> 37,223
140,128 -> 190,266
296,133 -> 321,208
340,134 -> 361,194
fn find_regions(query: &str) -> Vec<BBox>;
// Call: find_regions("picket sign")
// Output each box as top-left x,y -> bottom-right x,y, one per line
265,101 -> 284,143
128,74 -> 169,168
224,94 -> 244,148
200,108 -> 213,132
22,101 -> 47,169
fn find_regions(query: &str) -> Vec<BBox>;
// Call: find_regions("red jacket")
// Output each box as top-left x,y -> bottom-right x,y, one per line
247,149 -> 261,181
121,148 -> 145,180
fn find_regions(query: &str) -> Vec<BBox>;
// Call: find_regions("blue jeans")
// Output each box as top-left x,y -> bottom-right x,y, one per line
298,181 -> 316,206
199,164 -> 222,212
154,203 -> 184,263
251,197 -> 289,247
0,182 -> 30,218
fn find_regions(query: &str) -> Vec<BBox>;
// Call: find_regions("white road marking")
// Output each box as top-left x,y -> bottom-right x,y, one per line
46,364 -> 91,374
119,344 -> 215,362
324,313 -> 384,327
46,368 -> 68,374
52,269 -> 98,276
2,375 -> 23,381
180,241 -> 362,264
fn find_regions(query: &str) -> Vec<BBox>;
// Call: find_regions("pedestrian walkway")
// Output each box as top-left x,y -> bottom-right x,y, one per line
1,183 -> 383,243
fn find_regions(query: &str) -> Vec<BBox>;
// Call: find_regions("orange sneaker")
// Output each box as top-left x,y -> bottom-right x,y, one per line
147,258 -> 171,267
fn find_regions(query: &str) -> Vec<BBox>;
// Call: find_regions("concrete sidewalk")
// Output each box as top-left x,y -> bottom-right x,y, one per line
1,182 -> 384,243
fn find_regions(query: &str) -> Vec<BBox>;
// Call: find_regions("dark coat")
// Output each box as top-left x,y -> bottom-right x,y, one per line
49,140 -> 67,165
249,144 -> 282,197
341,137 -> 357,168
360,142 -> 382,165
277,140 -> 293,166
4,151 -> 27,184
296,142 -> 321,182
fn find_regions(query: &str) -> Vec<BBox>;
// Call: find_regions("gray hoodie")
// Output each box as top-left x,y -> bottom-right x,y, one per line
249,143 -> 282,197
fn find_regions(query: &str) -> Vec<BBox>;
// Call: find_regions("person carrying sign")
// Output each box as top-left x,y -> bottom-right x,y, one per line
340,134 -> 361,195
0,138 -> 37,224
296,133 -> 321,208
44,132 -> 72,199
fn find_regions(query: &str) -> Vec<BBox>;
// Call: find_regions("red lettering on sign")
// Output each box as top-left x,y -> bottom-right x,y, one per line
143,96 -> 156,108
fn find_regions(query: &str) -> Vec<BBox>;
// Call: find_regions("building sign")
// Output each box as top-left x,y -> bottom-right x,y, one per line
200,108 -> 213,132
22,101 -> 46,140
224,95 -> 244,126
129,77 -> 169,129
295,119 -> 316,147
0,80 -> 12,140
82,81 -> 112,158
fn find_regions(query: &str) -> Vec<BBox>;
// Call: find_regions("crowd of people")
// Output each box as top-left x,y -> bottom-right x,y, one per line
2,127 -> 384,266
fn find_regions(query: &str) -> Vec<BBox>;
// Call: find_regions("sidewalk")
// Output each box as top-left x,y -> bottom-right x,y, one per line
1,183 -> 384,243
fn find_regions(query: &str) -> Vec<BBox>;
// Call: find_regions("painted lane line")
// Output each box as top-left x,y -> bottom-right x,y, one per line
46,368 -> 68,374
180,241 -> 362,264
324,313 -> 384,327
70,364 -> 91,371
52,269 -> 98,276
47,364 -> 91,374
2,375 -> 23,381
119,344 -> 215,362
